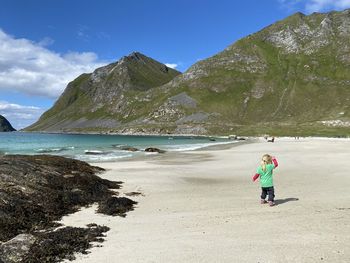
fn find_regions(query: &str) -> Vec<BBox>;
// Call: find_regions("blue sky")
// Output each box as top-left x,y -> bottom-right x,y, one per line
1,0 -> 350,129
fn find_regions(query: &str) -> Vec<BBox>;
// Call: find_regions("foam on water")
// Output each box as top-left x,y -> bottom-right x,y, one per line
76,152 -> 134,162
35,146 -> 75,153
164,141 -> 236,152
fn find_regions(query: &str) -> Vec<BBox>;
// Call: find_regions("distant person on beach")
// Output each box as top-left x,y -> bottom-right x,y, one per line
267,136 -> 275,142
252,154 -> 279,206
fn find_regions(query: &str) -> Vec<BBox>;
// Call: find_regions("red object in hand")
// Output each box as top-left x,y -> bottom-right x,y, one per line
252,173 -> 260,182
272,157 -> 278,168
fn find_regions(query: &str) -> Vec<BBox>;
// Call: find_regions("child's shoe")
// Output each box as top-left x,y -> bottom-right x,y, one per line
260,199 -> 267,204
268,201 -> 275,207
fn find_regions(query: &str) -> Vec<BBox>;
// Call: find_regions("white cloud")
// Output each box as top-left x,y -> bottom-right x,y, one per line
305,0 -> 350,12
0,29 -> 106,99
0,101 -> 45,129
279,0 -> 350,13
165,63 -> 178,69
278,0 -> 302,10
38,37 -> 54,47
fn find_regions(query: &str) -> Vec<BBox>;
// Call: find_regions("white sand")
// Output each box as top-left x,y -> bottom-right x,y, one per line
61,137 -> 350,263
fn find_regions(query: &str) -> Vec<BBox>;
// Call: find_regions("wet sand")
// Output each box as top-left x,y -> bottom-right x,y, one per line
61,137 -> 350,263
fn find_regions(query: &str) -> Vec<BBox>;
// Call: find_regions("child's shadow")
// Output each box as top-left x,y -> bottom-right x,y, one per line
275,197 -> 299,206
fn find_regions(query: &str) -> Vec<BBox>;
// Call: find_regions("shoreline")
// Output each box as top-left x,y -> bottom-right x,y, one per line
18,130 -> 230,138
15,130 -> 350,138
59,137 -> 350,262
108,138 -> 252,164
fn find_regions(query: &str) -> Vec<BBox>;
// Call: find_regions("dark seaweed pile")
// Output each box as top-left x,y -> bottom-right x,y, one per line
23,225 -> 110,263
97,197 -> 137,217
0,155 -> 137,262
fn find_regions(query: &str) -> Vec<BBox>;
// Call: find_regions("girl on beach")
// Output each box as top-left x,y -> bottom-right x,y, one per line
252,154 -> 278,206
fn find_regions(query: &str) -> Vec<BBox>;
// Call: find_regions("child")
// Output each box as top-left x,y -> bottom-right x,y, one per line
252,154 -> 278,206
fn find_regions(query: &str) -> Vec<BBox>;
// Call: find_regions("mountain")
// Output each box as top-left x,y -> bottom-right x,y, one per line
26,52 -> 181,132
0,115 -> 16,132
27,9 -> 350,136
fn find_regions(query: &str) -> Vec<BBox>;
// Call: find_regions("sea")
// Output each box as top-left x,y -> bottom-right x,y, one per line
0,132 -> 234,162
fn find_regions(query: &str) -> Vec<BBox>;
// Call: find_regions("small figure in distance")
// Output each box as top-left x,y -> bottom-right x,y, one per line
267,136 -> 275,143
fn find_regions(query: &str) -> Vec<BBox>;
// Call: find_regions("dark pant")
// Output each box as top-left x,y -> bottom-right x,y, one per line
261,186 -> 275,202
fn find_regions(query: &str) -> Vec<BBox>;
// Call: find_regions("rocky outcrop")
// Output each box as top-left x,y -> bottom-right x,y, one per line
144,147 -> 166,153
0,155 -> 136,262
113,145 -> 139,152
0,234 -> 37,263
0,115 -> 16,132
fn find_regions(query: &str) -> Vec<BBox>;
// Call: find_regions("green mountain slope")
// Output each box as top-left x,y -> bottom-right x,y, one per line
27,10 -> 350,136
131,9 -> 350,136
26,52 -> 181,132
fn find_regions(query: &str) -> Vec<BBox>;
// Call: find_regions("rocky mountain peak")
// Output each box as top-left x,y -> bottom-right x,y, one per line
26,52 -> 181,132
259,9 -> 350,54
290,11 -> 306,19
90,52 -> 147,83
119,51 -> 147,64
87,52 -> 181,101
128,51 -> 145,59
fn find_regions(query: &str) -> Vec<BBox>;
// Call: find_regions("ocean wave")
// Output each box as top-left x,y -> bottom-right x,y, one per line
76,152 -> 133,162
84,150 -> 113,155
35,148 -> 66,153
35,146 -> 74,153
144,152 -> 159,155
164,141 -> 237,152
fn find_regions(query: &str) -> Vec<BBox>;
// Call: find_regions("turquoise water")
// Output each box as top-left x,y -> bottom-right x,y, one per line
0,132 -> 233,162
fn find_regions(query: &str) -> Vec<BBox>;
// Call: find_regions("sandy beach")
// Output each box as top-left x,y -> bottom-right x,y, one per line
60,137 -> 350,263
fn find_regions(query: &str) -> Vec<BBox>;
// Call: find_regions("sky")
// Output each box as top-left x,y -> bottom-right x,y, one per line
1,0 -> 350,129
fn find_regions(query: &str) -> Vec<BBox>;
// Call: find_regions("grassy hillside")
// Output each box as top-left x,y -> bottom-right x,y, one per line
26,10 -> 350,136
